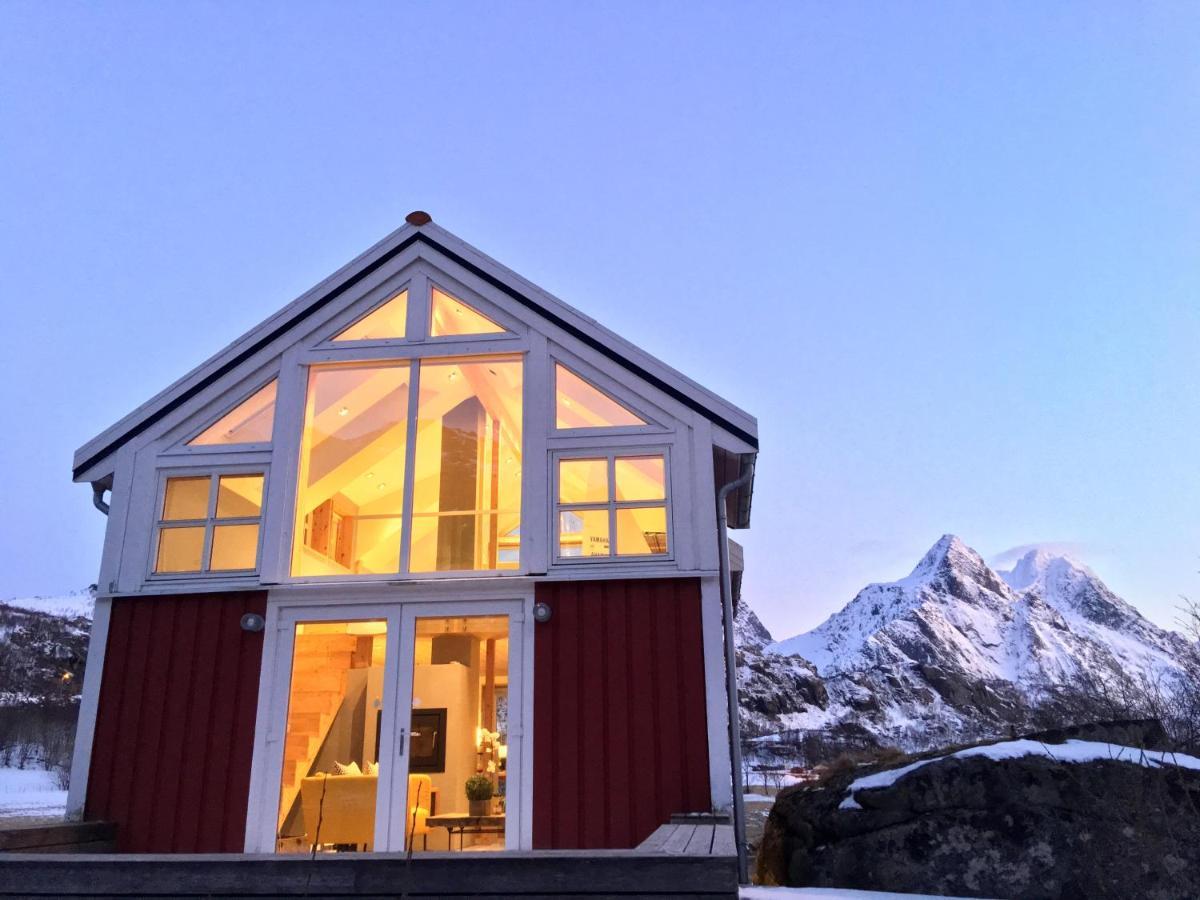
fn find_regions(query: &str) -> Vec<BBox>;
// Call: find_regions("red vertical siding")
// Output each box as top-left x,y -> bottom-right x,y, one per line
85,592 -> 267,853
532,578 -> 712,849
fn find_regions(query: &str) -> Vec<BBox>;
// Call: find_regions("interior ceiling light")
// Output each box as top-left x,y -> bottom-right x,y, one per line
338,406 -> 349,417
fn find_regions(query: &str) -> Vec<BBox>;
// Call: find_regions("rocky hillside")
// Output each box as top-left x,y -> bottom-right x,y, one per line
0,591 -> 92,707
756,719 -> 1200,899
0,589 -> 93,775
740,537 -> 1200,752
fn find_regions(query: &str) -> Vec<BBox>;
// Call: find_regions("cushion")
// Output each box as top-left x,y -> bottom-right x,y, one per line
333,760 -> 362,776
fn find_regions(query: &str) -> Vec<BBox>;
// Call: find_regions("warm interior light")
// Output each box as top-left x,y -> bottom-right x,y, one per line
429,287 -> 506,337
555,364 -> 646,429
332,290 -> 408,341
188,381 -> 278,446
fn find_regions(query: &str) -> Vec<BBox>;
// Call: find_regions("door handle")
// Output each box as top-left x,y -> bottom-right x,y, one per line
398,727 -> 406,755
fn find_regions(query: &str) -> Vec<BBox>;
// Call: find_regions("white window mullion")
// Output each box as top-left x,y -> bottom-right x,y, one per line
201,473 -> 220,572
398,360 -> 421,574
607,456 -> 617,558
407,272 -> 430,342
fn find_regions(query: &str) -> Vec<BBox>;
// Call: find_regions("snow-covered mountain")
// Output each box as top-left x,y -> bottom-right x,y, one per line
742,536 -> 1200,750
0,588 -> 93,707
2,589 -> 95,621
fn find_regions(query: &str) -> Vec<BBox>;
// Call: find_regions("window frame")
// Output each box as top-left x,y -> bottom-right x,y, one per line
548,353 -> 668,438
326,285 -> 413,346
163,376 -> 280,457
148,466 -> 269,581
551,446 -> 674,565
425,277 -> 522,346
285,351 -> 527,581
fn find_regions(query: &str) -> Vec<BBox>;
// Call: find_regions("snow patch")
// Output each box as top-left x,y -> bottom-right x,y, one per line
742,888 -> 977,899
839,739 -> 1200,810
0,767 -> 66,819
2,589 -> 94,620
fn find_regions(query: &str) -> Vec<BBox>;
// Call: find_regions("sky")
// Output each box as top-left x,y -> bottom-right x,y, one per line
1,2 -> 1198,636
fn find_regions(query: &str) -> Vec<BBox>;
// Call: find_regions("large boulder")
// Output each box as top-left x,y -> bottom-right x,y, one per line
757,720 -> 1200,899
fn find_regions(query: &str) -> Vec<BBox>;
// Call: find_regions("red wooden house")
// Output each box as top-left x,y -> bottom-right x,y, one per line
67,214 -> 757,855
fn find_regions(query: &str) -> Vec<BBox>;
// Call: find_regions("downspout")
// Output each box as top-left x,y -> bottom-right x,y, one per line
91,483 -> 110,515
717,461 -> 754,885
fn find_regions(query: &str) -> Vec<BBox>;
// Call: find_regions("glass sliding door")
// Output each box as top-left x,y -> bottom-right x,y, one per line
275,618 -> 389,853
264,600 -> 523,855
396,612 -> 512,853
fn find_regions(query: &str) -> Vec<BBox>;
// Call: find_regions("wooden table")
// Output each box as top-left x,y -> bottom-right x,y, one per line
425,814 -> 505,851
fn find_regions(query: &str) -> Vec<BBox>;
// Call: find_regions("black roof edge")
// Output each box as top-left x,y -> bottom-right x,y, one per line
73,231 -> 758,481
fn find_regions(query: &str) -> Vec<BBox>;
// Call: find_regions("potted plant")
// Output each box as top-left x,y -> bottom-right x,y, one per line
466,774 -> 493,817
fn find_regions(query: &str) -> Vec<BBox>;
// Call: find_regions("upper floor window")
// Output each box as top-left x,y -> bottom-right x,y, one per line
188,381 -> 277,446
333,290 -> 408,341
556,452 -> 669,559
291,355 -> 523,577
154,473 -> 265,574
430,286 -> 507,337
554,364 -> 645,429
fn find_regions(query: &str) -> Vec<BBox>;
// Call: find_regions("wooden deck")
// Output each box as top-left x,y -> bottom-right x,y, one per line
0,826 -> 737,898
637,821 -> 736,858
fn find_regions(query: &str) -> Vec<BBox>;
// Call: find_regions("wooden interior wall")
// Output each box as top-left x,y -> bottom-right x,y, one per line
85,591 -> 267,852
532,578 -> 712,849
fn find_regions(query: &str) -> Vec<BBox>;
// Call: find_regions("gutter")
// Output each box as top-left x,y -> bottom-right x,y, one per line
716,461 -> 754,885
91,483 -> 110,516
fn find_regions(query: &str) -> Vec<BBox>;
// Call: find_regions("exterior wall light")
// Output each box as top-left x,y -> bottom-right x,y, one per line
240,612 -> 266,633
532,602 -> 553,624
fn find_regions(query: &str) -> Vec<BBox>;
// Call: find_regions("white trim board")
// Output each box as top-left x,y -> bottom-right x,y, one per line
74,220 -> 757,482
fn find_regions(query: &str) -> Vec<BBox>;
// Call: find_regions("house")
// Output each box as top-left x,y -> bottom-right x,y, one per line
67,213 -> 757,856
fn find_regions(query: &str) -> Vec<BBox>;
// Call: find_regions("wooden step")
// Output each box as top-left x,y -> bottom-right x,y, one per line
286,712 -> 332,734
293,634 -> 361,653
297,652 -> 352,668
287,670 -> 346,693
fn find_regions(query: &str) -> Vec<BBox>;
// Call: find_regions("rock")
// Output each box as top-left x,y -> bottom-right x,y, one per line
757,720 -> 1200,899
736,603 -> 830,736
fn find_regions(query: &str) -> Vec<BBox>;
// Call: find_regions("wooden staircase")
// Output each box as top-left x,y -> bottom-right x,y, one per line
277,633 -> 365,827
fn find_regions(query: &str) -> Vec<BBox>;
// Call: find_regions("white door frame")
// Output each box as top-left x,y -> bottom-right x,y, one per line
390,599 -> 527,852
243,588 -> 532,853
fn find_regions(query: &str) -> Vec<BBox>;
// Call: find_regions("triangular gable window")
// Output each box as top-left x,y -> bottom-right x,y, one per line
333,290 -> 408,341
429,286 -> 507,337
555,364 -> 647,429
188,381 -> 277,446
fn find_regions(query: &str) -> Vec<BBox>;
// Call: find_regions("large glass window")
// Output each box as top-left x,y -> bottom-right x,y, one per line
154,472 -> 264,573
429,287 -> 506,337
556,453 -> 668,559
292,355 -> 523,576
333,290 -> 408,342
410,357 -> 523,572
188,381 -> 277,446
292,364 -> 411,577
554,364 -> 645,429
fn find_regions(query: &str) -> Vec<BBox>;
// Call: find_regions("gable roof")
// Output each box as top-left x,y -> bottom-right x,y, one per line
73,216 -> 758,482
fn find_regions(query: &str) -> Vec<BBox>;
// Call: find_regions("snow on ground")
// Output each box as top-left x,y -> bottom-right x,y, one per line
840,739 -> 1200,809
0,767 -> 66,819
1,589 -> 93,619
741,891 -> 961,899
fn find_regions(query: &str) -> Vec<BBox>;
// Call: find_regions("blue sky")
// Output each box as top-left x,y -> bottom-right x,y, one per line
1,2 -> 1197,635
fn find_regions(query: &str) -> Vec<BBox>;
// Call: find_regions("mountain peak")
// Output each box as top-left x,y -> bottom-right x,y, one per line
906,534 -> 986,582
1001,548 -> 1089,592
